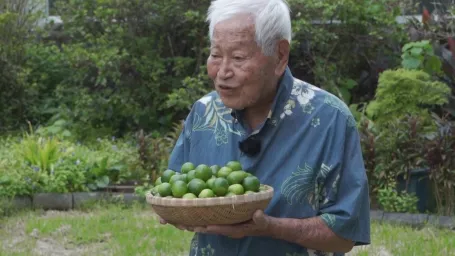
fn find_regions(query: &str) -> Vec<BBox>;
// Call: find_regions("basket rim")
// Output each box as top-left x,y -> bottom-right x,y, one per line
146,185 -> 274,207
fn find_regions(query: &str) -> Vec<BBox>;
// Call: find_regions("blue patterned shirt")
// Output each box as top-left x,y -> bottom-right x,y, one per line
168,67 -> 371,256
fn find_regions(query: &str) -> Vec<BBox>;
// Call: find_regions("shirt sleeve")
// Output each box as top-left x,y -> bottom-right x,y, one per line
317,117 -> 371,246
167,106 -> 195,173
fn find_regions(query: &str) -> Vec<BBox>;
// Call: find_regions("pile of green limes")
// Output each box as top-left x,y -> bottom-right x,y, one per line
151,161 -> 266,199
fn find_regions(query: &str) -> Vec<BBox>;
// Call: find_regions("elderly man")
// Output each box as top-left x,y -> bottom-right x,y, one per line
162,0 -> 371,255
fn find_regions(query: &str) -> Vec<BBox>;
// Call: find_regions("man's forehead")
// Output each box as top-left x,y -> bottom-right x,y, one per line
213,15 -> 255,35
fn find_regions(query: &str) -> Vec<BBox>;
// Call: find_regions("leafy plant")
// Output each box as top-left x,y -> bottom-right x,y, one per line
16,123 -> 62,173
366,68 -> 451,126
358,116 -> 381,206
401,40 -> 443,75
422,113 -> 455,216
136,121 -> 183,183
378,185 -> 419,213
375,115 -> 432,190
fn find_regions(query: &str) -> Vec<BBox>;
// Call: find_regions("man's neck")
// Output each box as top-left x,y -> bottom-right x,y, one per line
243,88 -> 278,131
242,74 -> 283,131
244,104 -> 273,131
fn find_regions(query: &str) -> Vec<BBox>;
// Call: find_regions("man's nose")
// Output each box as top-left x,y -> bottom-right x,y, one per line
218,58 -> 234,79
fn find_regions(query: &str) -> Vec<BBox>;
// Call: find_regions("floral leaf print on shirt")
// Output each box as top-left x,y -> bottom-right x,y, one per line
281,163 -> 333,209
200,244 -> 215,256
324,94 -> 356,128
190,235 -> 198,255
280,99 -> 296,119
192,95 -> 245,145
320,213 -> 337,229
308,250 -> 334,256
311,118 -> 320,128
291,79 -> 316,106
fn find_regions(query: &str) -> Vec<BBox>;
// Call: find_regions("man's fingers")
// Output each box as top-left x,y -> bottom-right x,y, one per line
252,210 -> 269,228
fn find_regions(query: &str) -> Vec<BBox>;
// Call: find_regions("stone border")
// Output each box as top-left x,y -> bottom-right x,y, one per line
370,210 -> 455,230
4,192 -> 145,211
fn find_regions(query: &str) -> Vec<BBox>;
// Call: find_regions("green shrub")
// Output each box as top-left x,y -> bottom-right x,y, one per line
366,69 -> 451,126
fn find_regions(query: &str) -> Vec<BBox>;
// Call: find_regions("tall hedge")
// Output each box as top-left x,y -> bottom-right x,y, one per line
0,0 -> 407,140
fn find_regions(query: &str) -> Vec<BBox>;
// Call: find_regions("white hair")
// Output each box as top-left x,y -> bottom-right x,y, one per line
206,0 -> 292,56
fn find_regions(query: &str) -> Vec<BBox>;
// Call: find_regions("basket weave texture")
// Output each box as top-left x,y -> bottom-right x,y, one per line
146,185 -> 274,226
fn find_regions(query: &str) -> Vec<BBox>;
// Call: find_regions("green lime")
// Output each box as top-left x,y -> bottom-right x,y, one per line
154,177 -> 162,186
246,173 -> 253,177
198,189 -> 215,198
188,178 -> 207,196
212,177 -> 229,196
151,186 -> 159,195
171,180 -> 188,198
182,193 -> 197,199
245,191 -> 255,195
228,184 -> 245,195
161,169 -> 176,183
169,174 -> 187,184
226,161 -> 243,172
242,176 -> 260,192
195,164 -> 212,181
217,166 -> 233,178
259,185 -> 267,191
210,165 -> 221,176
227,170 -> 248,185
158,182 -> 172,197
225,192 -> 237,197
181,162 -> 195,174
207,177 -> 216,189
187,170 -> 196,182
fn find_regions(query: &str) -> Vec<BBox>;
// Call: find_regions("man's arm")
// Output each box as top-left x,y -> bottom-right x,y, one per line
265,215 -> 355,253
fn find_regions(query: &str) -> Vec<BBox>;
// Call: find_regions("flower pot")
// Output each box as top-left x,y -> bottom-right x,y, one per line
396,167 -> 437,213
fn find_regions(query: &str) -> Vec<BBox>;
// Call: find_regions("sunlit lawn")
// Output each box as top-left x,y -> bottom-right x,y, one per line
0,202 -> 454,256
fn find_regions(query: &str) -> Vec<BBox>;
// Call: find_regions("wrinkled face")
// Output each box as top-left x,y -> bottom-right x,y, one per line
207,15 -> 279,110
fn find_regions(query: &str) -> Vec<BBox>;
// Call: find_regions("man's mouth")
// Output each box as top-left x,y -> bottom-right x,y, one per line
218,84 -> 237,90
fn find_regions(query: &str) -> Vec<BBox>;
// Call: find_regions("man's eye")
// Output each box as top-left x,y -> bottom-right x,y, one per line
211,54 -> 220,58
234,56 -> 245,61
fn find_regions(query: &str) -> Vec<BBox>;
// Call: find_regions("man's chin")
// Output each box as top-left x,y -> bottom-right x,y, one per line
218,97 -> 244,110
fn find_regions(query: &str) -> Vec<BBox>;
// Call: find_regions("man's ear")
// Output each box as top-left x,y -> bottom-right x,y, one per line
275,39 -> 290,76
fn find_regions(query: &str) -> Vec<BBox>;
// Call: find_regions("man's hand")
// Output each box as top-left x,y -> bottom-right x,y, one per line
193,210 -> 270,239
159,210 -> 354,253
158,210 -> 270,238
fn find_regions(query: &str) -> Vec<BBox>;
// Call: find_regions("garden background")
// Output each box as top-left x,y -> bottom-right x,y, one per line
1,0 -> 455,255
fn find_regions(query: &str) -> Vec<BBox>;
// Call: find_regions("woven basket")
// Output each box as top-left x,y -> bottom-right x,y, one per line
146,185 -> 274,226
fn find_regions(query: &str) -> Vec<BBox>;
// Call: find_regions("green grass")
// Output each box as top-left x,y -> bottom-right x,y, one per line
363,221 -> 455,256
1,202 -> 454,256
0,202 -> 193,256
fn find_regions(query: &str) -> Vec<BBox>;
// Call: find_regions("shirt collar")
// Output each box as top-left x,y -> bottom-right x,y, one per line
230,66 -> 294,121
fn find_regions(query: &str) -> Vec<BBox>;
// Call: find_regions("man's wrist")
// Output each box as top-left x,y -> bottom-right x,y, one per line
260,216 -> 287,240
